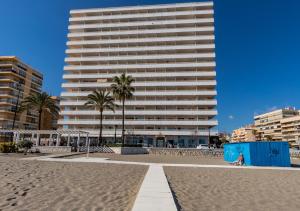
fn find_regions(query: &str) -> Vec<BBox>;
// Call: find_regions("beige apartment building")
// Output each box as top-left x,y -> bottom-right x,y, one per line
0,56 -> 43,141
231,125 -> 256,142
59,2 -> 218,147
281,115 -> 300,147
254,108 -> 299,141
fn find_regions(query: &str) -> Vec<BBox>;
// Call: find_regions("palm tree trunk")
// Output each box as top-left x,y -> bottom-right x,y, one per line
38,111 -> 42,130
122,98 -> 125,147
99,111 -> 103,146
38,110 -> 42,145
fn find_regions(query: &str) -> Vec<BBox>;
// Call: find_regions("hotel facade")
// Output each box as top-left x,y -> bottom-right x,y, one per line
59,2 -> 218,147
0,56 -> 43,140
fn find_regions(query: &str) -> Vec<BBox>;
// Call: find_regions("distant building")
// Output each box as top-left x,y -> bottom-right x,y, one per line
0,56 -> 43,141
254,108 -> 299,141
40,96 -> 60,130
231,125 -> 256,142
281,115 -> 300,147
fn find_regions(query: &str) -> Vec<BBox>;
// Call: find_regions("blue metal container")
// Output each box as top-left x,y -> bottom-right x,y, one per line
224,142 -> 291,167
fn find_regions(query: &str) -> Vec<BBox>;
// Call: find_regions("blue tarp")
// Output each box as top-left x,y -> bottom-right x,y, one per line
224,142 -> 291,167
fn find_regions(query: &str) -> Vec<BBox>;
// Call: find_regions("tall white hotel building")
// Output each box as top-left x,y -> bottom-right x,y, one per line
59,1 -> 218,147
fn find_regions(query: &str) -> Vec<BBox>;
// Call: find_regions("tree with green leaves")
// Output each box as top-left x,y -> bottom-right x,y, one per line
85,90 -> 116,146
20,92 -> 59,130
111,73 -> 135,146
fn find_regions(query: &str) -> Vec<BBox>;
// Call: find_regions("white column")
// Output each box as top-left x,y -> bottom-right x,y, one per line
36,134 -> 40,146
67,134 -> 71,146
49,133 -> 53,146
56,134 -> 61,146
86,134 -> 90,158
77,134 -> 81,152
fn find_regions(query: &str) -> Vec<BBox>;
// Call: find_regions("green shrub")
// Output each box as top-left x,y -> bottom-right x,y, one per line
17,140 -> 33,154
0,142 -> 18,153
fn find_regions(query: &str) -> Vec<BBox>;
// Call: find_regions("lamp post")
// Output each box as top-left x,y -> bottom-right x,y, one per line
11,82 -> 21,141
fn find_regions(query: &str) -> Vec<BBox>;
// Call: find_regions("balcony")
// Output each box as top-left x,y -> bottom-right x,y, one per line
70,2 -> 213,15
60,99 -> 217,106
68,18 -> 214,30
62,80 -> 216,88
58,119 -> 218,126
66,44 -> 215,54
65,53 -> 215,63
70,10 -> 213,22
68,26 -> 214,38
67,35 -> 214,46
60,90 -> 217,97
64,62 -> 216,71
63,71 -> 216,80
60,109 -> 218,116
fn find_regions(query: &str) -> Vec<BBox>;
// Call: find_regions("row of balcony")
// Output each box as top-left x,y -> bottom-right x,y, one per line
65,53 -> 215,63
66,44 -> 215,54
62,80 -> 216,89
70,2 -> 213,15
61,90 -> 217,97
60,99 -> 217,106
70,9 -> 213,23
58,119 -> 218,126
69,18 -> 213,30
60,109 -> 217,116
63,71 -> 216,80
68,26 -> 214,38
67,35 -> 214,46
64,62 -> 215,71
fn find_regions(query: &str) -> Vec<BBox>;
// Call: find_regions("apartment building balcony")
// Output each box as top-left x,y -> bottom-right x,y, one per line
64,62 -> 216,71
70,9 -> 213,23
61,80 -> 216,88
63,71 -> 216,80
70,2 -> 213,15
60,90 -> 217,97
66,44 -> 215,54
60,109 -> 217,116
68,18 -> 214,30
60,99 -> 217,106
67,35 -> 214,46
65,53 -> 215,63
68,26 -> 214,39
58,119 -> 218,126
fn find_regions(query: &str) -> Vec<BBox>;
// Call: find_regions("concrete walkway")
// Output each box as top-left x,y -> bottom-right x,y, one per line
132,165 -> 177,211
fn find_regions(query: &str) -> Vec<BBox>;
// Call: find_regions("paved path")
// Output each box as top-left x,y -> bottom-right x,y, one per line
132,165 -> 177,211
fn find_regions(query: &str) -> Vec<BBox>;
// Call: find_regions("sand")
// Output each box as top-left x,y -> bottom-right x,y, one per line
76,153 -> 227,165
0,155 -> 147,211
164,167 -> 300,211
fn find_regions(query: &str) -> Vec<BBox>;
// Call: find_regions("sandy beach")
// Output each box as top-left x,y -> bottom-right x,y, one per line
0,154 -> 147,211
164,166 -> 300,211
77,153 -> 227,165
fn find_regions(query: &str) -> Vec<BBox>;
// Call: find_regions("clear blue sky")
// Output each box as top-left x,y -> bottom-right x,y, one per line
0,0 -> 299,132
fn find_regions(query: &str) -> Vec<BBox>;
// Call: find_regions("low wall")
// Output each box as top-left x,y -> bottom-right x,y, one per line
110,147 -> 149,155
32,146 -> 72,153
148,148 -> 224,157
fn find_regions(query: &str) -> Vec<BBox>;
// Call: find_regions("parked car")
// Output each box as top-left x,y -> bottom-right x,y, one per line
197,144 -> 211,149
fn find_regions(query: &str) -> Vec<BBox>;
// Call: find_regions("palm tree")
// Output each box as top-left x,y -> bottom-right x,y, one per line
111,73 -> 134,146
85,90 -> 116,146
20,92 -> 59,130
